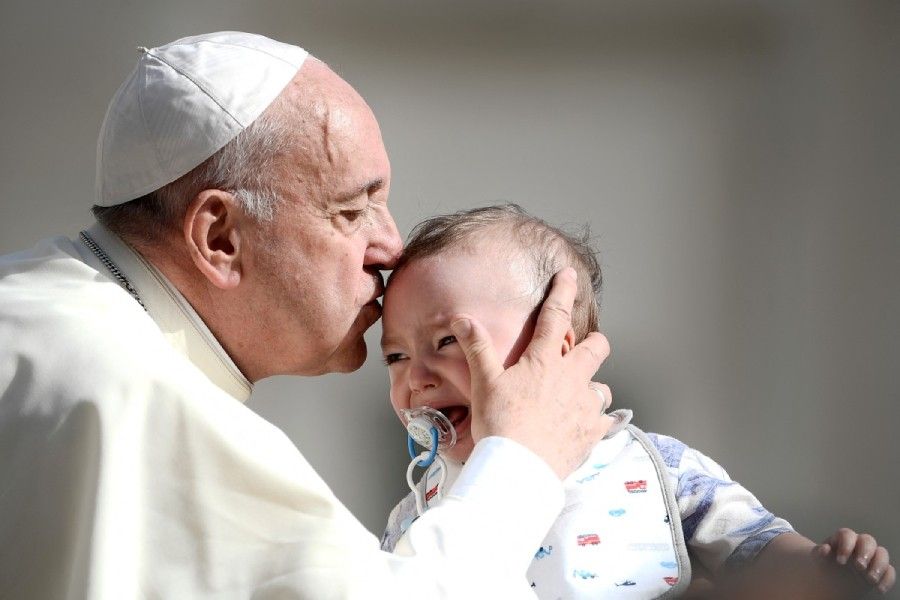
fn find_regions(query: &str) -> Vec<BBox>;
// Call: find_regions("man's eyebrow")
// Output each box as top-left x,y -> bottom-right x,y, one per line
335,178 -> 385,205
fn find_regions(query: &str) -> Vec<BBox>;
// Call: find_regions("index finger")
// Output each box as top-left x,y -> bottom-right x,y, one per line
450,314 -> 504,383
525,268 -> 578,357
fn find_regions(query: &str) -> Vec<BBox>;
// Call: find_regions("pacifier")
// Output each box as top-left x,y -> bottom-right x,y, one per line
401,406 -> 457,454
401,407 -> 457,516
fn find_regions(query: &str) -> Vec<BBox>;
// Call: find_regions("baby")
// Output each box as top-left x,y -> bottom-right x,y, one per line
379,204 -> 894,598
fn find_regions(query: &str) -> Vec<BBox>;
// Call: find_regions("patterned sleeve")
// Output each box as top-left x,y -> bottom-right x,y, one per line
380,490 -> 419,552
646,433 -> 794,573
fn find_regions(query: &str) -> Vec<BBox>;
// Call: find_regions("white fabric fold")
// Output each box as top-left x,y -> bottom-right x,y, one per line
0,232 -> 564,598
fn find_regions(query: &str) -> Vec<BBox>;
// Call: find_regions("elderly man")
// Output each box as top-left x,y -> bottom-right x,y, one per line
0,32 -> 610,597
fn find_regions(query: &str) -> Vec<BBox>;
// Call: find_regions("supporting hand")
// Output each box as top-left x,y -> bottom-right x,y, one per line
450,268 -> 611,479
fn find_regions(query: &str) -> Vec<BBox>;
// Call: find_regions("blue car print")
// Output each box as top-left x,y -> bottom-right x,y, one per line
573,569 -> 598,580
576,471 -> 602,484
534,545 -> 553,559
608,508 -> 626,517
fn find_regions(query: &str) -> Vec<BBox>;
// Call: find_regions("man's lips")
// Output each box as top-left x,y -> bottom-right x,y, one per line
369,270 -> 385,302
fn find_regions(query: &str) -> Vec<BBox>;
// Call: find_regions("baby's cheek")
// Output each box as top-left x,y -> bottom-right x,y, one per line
389,396 -> 405,417
387,381 -> 408,415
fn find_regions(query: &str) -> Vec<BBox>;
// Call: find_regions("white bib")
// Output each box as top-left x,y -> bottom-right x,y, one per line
413,422 -> 691,599
524,426 -> 690,598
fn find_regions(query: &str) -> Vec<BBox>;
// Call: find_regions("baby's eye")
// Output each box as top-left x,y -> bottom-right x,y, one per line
383,353 -> 406,365
437,335 -> 457,349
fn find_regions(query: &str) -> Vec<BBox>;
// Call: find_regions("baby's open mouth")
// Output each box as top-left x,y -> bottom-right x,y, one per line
436,405 -> 470,428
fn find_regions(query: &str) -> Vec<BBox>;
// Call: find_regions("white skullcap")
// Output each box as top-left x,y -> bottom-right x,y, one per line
95,31 -> 308,207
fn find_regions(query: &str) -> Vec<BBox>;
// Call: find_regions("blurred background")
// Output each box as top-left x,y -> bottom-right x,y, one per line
2,0 -> 898,563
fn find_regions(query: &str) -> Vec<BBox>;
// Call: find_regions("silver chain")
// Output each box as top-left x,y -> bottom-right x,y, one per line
79,231 -> 147,311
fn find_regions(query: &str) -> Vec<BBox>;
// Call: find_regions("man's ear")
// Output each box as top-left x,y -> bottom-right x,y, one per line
183,189 -> 244,290
561,328 -> 576,355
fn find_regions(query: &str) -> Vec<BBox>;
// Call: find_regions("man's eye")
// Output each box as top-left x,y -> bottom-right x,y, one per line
341,209 -> 364,222
383,353 -> 405,365
437,335 -> 456,349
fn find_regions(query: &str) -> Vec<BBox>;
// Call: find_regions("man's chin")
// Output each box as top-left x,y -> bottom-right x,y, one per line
319,307 -> 380,374
324,330 -> 368,373
321,336 -> 369,374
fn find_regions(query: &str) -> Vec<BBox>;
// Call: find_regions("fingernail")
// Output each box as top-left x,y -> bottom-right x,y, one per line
451,318 -> 471,338
837,555 -> 848,565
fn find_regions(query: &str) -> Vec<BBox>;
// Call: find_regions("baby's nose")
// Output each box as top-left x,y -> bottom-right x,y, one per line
409,363 -> 440,393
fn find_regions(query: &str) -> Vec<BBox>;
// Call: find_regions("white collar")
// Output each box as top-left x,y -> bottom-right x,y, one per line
82,223 -> 252,402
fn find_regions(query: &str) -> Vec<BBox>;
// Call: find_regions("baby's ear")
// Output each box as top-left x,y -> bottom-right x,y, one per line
561,328 -> 576,355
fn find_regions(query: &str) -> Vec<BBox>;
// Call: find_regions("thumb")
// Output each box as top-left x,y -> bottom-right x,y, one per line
451,315 -> 503,384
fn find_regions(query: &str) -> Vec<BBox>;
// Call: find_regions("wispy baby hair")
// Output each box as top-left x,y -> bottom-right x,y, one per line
394,203 -> 602,341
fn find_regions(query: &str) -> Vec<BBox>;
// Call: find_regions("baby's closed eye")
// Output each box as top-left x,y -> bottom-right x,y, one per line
437,335 -> 456,349
383,352 -> 406,365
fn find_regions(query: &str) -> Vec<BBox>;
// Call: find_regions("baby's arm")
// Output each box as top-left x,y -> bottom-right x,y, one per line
712,528 -> 894,598
657,435 -> 895,598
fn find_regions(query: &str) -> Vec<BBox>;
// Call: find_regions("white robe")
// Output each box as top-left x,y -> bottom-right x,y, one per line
0,224 -> 563,599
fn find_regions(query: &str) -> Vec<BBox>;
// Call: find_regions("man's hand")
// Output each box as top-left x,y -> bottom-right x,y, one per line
450,268 -> 611,479
816,528 -> 895,595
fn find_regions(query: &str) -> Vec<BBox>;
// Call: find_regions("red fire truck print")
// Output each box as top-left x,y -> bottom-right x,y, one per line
624,479 -> 648,493
576,533 -> 601,546
664,576 -> 679,586
425,485 -> 439,502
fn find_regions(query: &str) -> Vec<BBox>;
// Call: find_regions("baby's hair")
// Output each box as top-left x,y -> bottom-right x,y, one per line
394,203 -> 602,342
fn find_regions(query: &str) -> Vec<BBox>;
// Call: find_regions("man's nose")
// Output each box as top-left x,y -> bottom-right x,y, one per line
382,215 -> 403,268
366,210 -> 403,269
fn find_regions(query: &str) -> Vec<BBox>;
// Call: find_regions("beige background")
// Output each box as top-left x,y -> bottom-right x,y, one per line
2,0 -> 898,560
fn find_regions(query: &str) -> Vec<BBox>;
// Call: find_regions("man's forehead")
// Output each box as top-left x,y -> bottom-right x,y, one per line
283,62 -> 383,161
279,92 -> 388,211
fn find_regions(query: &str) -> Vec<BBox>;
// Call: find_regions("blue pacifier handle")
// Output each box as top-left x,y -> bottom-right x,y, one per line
408,426 -> 439,467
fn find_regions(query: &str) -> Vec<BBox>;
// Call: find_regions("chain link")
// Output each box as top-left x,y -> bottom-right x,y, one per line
79,231 -> 147,311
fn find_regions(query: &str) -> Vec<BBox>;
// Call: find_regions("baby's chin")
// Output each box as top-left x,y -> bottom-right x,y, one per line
444,439 -> 475,464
